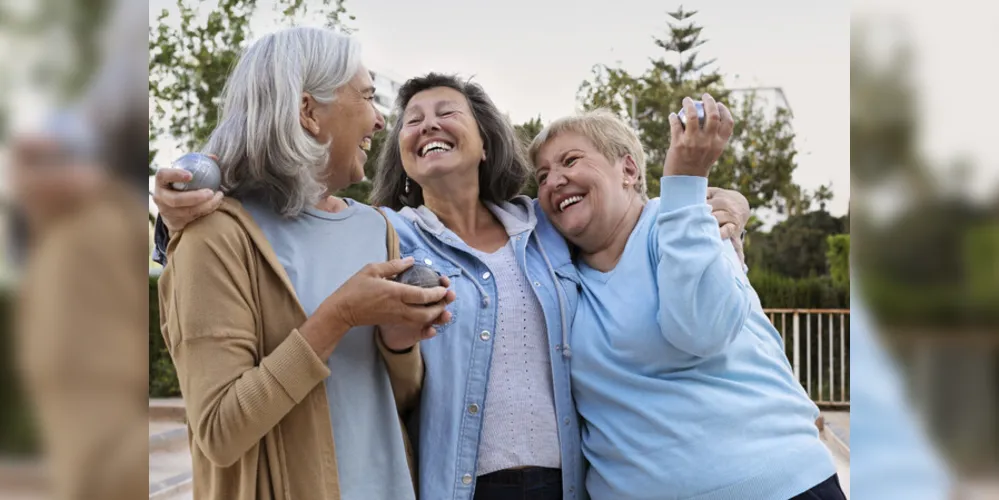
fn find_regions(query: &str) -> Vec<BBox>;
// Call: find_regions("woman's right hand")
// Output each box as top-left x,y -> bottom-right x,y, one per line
300,257 -> 457,359
153,157 -> 224,233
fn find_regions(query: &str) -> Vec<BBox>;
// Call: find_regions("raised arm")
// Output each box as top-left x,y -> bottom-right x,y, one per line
655,94 -> 751,358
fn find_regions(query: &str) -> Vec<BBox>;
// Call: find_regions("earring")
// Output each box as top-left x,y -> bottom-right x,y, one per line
623,180 -> 630,188
405,176 -> 411,194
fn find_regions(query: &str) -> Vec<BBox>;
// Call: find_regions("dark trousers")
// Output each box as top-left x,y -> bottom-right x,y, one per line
790,474 -> 847,500
472,467 -> 562,500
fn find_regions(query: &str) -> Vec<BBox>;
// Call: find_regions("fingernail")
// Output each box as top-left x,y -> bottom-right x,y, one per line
669,112 -> 678,120
403,256 -> 414,262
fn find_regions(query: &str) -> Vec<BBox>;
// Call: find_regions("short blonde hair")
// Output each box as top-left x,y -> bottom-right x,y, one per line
527,108 -> 648,200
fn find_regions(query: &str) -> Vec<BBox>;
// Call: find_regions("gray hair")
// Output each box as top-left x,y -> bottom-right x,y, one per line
203,27 -> 362,217
370,73 -> 529,210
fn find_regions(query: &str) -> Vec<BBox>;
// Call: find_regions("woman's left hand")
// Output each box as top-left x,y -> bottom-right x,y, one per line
708,187 -> 750,264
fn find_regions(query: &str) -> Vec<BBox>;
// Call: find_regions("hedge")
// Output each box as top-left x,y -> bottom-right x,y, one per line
149,274 -> 180,398
748,268 -> 849,309
0,288 -> 41,455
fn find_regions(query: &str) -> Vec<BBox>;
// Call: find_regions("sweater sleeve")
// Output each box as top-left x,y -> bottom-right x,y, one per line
654,176 -> 753,358
158,216 -> 330,467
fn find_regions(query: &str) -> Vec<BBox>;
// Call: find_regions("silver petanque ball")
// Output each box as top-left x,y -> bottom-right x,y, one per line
394,264 -> 442,289
677,100 -> 706,130
170,153 -> 221,191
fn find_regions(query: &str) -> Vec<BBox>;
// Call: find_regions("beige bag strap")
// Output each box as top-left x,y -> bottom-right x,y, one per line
376,208 -> 401,260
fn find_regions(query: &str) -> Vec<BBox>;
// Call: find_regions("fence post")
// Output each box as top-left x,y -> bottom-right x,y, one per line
792,311 -> 801,380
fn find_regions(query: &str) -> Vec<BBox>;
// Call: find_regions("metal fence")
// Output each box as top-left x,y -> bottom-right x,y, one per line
763,309 -> 851,407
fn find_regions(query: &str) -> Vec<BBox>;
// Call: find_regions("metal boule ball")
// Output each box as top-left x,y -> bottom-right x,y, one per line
170,153 -> 221,191
677,100 -> 706,130
395,264 -> 441,289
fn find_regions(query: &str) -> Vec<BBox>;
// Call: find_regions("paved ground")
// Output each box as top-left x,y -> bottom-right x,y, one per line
823,410 -> 850,446
820,411 -> 851,498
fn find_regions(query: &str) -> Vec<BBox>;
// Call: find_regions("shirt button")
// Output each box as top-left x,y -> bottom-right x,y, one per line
534,281 -> 541,287
564,417 -> 571,425
468,403 -> 480,415
423,258 -> 433,266
480,330 -> 491,341
462,474 -> 473,485
482,271 -> 491,280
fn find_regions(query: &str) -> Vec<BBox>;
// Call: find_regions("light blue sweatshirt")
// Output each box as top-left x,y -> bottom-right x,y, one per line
570,176 -> 836,500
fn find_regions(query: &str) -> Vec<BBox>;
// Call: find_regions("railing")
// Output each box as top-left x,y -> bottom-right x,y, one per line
763,309 -> 851,408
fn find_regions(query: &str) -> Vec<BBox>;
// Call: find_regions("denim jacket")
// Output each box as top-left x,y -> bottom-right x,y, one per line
382,196 -> 587,500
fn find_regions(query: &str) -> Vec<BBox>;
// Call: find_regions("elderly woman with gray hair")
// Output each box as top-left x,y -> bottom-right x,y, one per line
152,27 -> 456,500
528,102 -> 843,500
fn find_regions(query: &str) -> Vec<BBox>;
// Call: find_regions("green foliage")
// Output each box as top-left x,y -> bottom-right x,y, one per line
746,210 -> 848,279
515,116 -> 545,198
964,225 -> 999,303
0,289 -> 41,455
577,7 -> 799,211
826,234 -> 850,288
149,275 -> 180,398
0,0 -> 113,101
748,268 -> 849,309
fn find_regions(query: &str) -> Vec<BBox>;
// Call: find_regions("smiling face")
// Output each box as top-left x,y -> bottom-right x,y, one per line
397,86 -> 485,187
534,131 -> 641,247
301,65 -> 385,191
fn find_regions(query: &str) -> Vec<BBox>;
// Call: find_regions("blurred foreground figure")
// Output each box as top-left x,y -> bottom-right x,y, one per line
9,0 -> 148,496
850,282 -> 954,499
10,108 -> 147,500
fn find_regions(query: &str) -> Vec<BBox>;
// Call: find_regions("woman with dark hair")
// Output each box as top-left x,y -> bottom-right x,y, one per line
153,72 -> 751,500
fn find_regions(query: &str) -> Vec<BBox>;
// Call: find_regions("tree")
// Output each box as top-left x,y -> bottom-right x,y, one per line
0,0 -> 114,103
577,7 -> 799,211
813,183 -> 834,212
514,116 -> 545,198
746,209 -> 847,279
826,234 -> 850,288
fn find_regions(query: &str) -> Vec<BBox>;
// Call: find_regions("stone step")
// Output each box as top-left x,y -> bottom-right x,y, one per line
819,411 -> 850,499
149,399 -> 193,500
149,398 -> 186,423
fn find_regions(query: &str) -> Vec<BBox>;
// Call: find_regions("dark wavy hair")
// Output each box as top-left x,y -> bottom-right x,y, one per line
370,73 -> 530,210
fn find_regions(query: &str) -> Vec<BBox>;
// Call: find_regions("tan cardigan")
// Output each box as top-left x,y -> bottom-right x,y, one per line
158,198 -> 422,500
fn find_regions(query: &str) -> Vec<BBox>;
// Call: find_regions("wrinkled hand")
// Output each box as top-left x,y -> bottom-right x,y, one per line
324,258 -> 456,329
379,275 -> 455,351
153,153 -> 223,233
300,258 -> 457,359
708,187 -> 750,266
708,187 -> 750,240
665,94 -> 734,178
